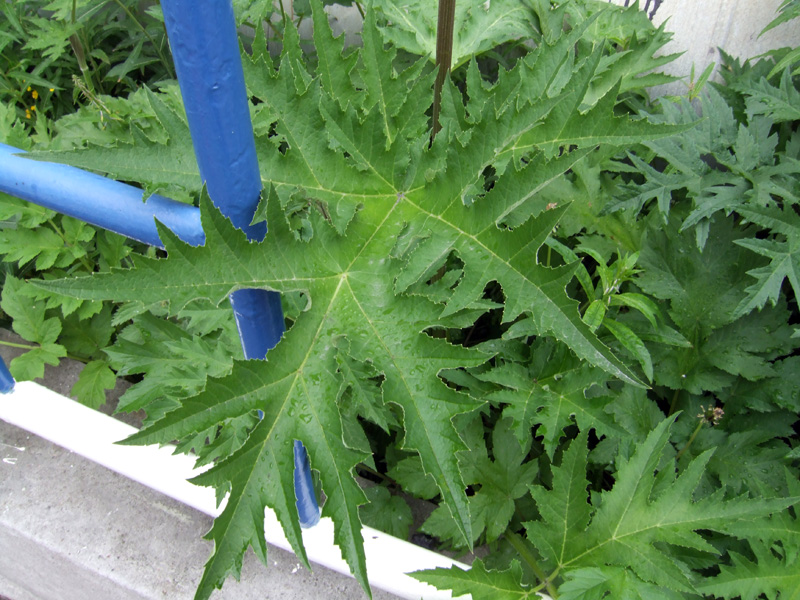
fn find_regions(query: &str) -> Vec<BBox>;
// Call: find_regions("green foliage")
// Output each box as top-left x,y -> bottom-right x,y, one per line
413,558 -> 538,599
0,0 -> 174,126
423,420 -> 797,597
2,1 -> 800,600
371,0 -> 537,69
1,275 -> 66,379
358,485 -> 413,540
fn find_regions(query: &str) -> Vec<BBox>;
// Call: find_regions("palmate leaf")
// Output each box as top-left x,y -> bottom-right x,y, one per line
698,543 -> 800,600
476,341 -> 625,455
525,418 -> 797,594
47,191 -> 487,598
34,6 -> 690,597
733,204 -> 800,318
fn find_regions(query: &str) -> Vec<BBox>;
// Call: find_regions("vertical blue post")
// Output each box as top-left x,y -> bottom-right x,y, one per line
161,0 -> 319,528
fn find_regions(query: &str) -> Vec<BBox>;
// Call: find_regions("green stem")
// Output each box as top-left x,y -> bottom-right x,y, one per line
278,0 -> 288,28
0,340 -> 88,364
0,339 -> 37,350
354,1 -> 366,19
431,0 -> 456,139
69,34 -> 96,95
504,531 -> 558,598
110,0 -> 175,78
357,464 -> 399,487
675,419 -> 704,462
668,388 -> 681,416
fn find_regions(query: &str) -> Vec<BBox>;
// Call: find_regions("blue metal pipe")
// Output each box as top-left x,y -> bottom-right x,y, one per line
159,1 -> 264,242
0,143 -> 204,248
161,0 -> 319,527
0,355 -> 14,394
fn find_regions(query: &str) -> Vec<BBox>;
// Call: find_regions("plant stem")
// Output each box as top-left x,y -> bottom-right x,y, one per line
431,0 -> 456,138
675,419 -> 704,462
0,340 -> 87,364
278,0 -> 288,29
354,2 -> 366,19
357,463 -> 399,487
69,34 -> 96,95
668,387 -> 681,415
504,530 -> 559,598
0,340 -> 37,350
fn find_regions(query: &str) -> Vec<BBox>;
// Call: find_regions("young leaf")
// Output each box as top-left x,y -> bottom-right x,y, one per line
733,204 -> 800,318
0,275 -> 66,379
71,359 -> 116,409
26,87 -> 200,193
479,348 -> 624,456
526,417 -> 798,593
412,559 -> 537,600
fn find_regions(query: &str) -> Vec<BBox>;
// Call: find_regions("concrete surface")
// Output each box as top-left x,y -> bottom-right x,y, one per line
0,334 -> 402,600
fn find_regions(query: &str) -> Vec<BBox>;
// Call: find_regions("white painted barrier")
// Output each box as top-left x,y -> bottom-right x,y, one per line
0,381 -> 552,600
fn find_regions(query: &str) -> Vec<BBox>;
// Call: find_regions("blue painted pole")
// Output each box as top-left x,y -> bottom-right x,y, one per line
0,143 -> 204,248
0,355 -> 14,394
161,0 -> 319,527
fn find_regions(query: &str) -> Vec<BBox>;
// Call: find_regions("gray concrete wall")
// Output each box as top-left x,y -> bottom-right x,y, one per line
610,0 -> 800,93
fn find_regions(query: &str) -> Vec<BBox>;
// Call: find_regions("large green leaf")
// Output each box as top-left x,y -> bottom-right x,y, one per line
35,5 -> 693,597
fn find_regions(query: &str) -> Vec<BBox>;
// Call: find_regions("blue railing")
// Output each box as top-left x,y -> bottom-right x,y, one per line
0,0 -> 320,528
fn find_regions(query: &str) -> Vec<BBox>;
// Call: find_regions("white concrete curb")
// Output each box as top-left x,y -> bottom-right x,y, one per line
0,381 -> 551,600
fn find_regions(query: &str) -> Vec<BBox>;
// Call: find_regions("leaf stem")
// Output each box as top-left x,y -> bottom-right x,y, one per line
668,387 -> 681,415
431,0 -> 456,138
0,339 -> 37,350
354,2 -> 366,19
357,463 -> 399,487
504,530 -> 558,598
675,418 -> 704,462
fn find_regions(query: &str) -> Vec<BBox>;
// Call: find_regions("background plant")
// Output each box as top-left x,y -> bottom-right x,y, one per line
1,1 -> 799,600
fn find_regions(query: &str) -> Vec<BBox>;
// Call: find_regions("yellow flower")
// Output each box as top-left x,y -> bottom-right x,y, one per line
32,90 -> 39,99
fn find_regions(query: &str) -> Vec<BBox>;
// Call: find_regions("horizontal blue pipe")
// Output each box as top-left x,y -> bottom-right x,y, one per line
0,143 -> 205,249
1,140 -> 319,526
